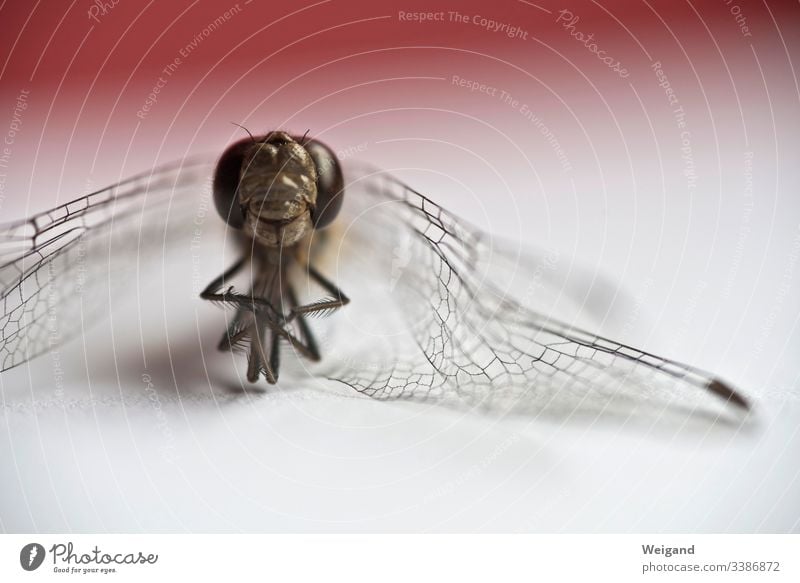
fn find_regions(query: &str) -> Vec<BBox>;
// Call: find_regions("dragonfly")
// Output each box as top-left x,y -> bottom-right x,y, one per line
0,131 -> 750,418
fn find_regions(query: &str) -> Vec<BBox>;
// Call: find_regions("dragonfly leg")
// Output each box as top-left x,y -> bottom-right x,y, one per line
266,328 -> 281,383
203,256 -> 325,383
249,310 -> 321,383
218,307 -> 250,352
248,314 -> 280,384
287,264 -> 350,321
286,283 -> 321,362
246,320 -> 265,383
200,257 -> 280,318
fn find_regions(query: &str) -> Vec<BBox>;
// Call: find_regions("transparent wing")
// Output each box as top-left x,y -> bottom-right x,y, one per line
0,158 -> 213,372
1,156 -> 749,419
315,165 -> 749,419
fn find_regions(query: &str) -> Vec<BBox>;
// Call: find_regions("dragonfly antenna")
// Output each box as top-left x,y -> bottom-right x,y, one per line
230,122 -> 257,143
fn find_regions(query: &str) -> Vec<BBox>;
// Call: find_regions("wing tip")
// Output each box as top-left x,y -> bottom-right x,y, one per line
706,378 -> 750,411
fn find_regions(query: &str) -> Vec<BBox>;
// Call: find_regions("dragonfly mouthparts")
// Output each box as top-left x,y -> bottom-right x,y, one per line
249,196 -> 308,222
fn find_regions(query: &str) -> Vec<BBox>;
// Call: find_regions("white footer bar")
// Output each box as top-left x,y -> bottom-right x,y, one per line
1,534 -> 796,581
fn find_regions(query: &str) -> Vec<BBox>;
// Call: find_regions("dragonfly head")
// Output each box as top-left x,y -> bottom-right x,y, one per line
213,130 -> 344,246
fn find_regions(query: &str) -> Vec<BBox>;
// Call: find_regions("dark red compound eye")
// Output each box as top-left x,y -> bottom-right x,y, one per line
212,137 -> 251,229
301,138 -> 344,229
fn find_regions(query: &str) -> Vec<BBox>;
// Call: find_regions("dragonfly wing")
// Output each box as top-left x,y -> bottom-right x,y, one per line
316,164 -> 748,418
0,159 -> 213,372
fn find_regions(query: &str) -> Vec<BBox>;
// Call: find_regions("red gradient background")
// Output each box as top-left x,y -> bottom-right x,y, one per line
2,1 -> 798,196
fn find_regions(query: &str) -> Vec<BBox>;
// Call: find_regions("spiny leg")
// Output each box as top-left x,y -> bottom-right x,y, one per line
254,284 -> 324,382
204,255 -> 327,384
218,302 -> 306,360
246,319 -> 267,383
246,255 -> 282,384
286,283 -> 321,362
200,256 -> 280,318
288,264 -> 350,321
203,257 -> 259,353
218,306 -> 251,352
241,255 -> 310,384
267,328 -> 281,382
247,291 -> 321,383
201,256 -> 245,297
273,317 -> 322,363
249,316 -> 281,384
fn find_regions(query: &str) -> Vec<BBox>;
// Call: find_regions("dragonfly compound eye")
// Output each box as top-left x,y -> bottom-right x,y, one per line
302,138 -> 344,229
212,138 -> 250,229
